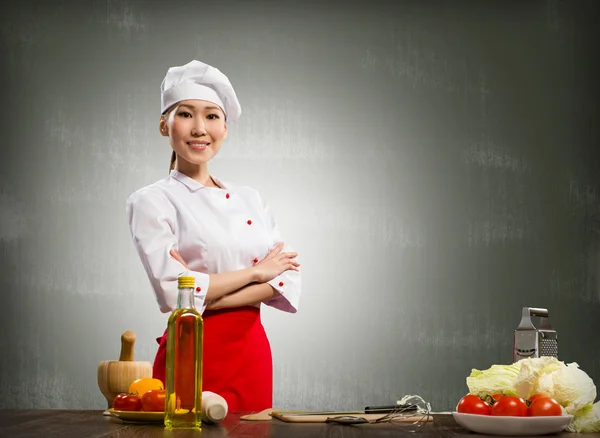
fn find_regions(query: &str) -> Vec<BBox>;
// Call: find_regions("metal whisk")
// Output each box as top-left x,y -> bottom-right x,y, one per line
373,395 -> 432,431
325,394 -> 432,432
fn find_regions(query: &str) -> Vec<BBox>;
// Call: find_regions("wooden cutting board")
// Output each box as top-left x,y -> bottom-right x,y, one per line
241,409 -> 433,423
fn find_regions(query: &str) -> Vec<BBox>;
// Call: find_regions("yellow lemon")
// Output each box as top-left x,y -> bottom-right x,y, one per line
128,377 -> 163,396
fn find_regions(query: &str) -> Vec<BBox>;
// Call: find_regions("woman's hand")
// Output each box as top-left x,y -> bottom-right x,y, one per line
252,242 -> 300,283
170,249 -> 189,269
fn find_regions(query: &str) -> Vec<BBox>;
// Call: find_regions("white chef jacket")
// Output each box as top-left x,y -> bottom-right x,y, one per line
126,170 -> 301,315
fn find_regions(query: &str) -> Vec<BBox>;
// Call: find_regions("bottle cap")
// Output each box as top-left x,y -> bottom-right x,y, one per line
178,275 -> 195,289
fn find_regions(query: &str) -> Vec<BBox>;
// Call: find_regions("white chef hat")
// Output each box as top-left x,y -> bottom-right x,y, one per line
160,60 -> 241,121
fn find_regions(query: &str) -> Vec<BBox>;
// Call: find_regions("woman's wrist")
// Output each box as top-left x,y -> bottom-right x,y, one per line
247,266 -> 261,283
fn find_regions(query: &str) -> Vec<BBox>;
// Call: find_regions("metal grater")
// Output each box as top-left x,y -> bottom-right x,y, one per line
513,307 -> 558,362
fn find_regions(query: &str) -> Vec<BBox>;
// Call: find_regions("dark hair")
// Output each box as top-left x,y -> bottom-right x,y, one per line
169,150 -> 176,173
162,108 -> 176,173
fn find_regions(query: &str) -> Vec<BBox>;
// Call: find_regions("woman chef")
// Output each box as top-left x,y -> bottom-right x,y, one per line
126,60 -> 301,412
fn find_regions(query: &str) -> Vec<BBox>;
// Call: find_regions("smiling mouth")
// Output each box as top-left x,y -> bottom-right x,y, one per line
187,142 -> 210,150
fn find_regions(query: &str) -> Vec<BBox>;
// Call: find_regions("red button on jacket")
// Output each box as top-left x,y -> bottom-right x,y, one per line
278,281 -> 284,287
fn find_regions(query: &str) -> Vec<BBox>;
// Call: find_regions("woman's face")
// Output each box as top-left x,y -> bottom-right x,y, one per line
160,99 -> 228,166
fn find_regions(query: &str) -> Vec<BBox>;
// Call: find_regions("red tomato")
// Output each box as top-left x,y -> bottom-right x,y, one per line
492,393 -> 503,402
528,397 -> 562,416
528,393 -> 548,403
141,389 -> 166,412
457,395 -> 491,415
113,393 -> 142,411
491,396 -> 528,416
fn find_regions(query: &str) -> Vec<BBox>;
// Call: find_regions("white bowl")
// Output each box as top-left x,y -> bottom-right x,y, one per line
452,412 -> 573,436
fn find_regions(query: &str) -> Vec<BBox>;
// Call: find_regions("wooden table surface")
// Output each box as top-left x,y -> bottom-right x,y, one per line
0,410 -> 596,437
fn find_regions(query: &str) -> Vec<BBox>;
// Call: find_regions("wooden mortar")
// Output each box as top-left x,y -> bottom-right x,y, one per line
97,330 -> 152,413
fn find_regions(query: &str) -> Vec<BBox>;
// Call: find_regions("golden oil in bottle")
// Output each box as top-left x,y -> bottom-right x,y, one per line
164,275 -> 204,429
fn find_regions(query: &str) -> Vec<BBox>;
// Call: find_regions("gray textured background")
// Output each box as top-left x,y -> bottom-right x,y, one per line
1,0 -> 598,411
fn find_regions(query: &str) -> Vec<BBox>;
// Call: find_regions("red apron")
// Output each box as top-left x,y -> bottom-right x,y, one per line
153,306 -> 272,412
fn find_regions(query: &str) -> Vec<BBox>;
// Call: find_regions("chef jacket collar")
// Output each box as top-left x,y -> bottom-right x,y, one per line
170,170 -> 228,191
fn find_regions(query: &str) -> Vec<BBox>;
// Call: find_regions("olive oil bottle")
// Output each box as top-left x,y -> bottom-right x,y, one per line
164,275 -> 204,429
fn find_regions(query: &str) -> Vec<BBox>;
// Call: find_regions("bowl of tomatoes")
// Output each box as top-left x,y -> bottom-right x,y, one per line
452,393 -> 573,436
